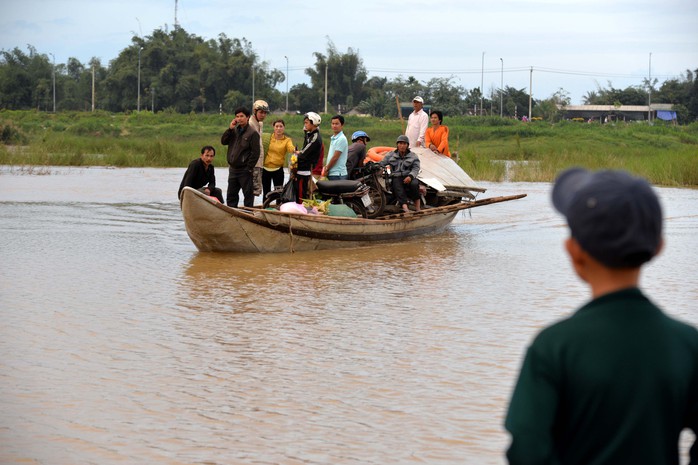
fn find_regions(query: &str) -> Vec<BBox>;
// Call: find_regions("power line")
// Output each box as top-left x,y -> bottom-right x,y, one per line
358,66 -> 678,80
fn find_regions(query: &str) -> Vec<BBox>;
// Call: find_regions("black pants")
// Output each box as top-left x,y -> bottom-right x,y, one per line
294,174 -> 312,203
198,187 -> 224,204
262,168 -> 285,199
227,171 -> 254,207
391,176 -> 420,206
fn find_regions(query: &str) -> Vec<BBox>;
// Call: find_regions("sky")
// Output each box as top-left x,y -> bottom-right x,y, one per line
1,0 -> 697,105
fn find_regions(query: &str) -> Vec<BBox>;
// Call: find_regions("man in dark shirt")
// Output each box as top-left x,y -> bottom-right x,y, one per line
221,107 -> 261,207
346,130 -> 370,179
505,168 -> 698,465
178,145 -> 223,203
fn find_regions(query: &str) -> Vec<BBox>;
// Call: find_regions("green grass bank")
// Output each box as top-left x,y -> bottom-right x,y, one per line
2,110 -> 697,187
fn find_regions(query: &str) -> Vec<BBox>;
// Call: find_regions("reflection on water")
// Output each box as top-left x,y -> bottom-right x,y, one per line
1,167 -> 696,464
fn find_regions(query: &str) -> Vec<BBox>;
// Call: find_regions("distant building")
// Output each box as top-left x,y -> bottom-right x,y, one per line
561,104 -> 677,123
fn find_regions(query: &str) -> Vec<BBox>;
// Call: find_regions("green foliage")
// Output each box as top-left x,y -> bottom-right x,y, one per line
1,110 -> 697,187
1,119 -> 26,144
2,31 -> 697,123
305,39 -> 368,113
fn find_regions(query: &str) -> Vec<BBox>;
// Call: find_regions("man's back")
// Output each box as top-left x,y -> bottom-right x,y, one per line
506,288 -> 698,465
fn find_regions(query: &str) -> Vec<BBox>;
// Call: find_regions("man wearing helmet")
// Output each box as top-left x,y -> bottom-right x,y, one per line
249,99 -> 269,197
292,112 -> 323,203
346,130 -> 371,179
378,135 -> 421,213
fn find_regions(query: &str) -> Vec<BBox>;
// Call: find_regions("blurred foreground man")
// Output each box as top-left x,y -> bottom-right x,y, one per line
505,168 -> 698,465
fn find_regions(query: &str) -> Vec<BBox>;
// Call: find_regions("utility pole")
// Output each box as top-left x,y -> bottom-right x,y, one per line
91,65 -> 95,112
324,63 -> 328,114
137,47 -> 142,112
528,67 -> 533,121
647,52 -> 652,123
284,55 -> 289,113
252,65 -> 255,106
480,52 -> 485,116
49,53 -> 56,112
499,58 -> 503,118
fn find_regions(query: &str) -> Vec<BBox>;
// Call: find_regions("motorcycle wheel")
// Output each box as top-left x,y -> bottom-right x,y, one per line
263,191 -> 282,208
366,180 -> 386,218
344,198 -> 368,218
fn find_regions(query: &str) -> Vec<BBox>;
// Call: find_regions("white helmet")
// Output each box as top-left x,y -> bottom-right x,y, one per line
253,99 -> 269,112
304,112 -> 321,126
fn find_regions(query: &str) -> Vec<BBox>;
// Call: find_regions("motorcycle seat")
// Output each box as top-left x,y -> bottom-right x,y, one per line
316,180 -> 363,195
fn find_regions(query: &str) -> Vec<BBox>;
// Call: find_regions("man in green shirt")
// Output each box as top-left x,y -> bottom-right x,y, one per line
505,168 -> 698,465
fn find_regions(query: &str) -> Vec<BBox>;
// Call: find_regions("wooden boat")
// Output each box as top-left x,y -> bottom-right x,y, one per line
180,187 -> 526,253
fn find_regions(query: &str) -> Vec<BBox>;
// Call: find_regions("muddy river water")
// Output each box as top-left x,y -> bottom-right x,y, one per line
1,166 -> 696,464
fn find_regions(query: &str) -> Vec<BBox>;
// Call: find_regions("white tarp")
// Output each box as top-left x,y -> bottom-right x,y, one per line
411,147 -> 485,193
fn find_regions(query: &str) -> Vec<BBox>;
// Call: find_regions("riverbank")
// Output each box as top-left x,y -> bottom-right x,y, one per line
1,110 -> 697,186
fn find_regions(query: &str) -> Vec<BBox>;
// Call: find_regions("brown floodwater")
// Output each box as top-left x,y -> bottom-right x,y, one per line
1,166 -> 696,464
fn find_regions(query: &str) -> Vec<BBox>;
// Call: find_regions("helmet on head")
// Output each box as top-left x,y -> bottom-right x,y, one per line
253,100 -> 270,112
304,112 -> 321,126
396,134 -> 410,145
351,130 -> 371,142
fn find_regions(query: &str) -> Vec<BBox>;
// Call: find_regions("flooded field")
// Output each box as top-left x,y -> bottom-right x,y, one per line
1,166 -> 696,464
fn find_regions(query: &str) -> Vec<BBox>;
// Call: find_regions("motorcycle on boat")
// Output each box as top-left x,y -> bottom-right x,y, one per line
263,178 -> 373,218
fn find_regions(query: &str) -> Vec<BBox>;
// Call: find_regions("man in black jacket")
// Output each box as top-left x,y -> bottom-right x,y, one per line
292,112 -> 323,203
221,107 -> 261,207
178,145 -> 224,203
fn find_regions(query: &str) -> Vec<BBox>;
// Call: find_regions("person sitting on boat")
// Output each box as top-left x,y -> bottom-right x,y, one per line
346,130 -> 371,179
379,135 -> 421,213
293,112 -> 323,203
425,110 -> 451,157
178,145 -> 224,203
222,106 -> 261,208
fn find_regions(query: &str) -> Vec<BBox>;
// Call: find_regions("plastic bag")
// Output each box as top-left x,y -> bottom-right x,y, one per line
280,180 -> 297,204
279,202 -> 307,215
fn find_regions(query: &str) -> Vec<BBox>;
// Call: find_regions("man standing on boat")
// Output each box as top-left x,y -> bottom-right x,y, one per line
322,115 -> 349,180
405,96 -> 428,148
222,107 -> 261,208
178,145 -> 224,204
293,112 -> 323,203
505,168 -> 698,465
249,99 -> 269,197
379,135 -> 421,213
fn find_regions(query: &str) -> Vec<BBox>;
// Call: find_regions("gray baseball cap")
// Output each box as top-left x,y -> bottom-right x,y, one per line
552,168 -> 663,268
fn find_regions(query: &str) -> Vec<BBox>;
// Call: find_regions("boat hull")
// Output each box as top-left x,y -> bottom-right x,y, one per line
180,187 -> 525,253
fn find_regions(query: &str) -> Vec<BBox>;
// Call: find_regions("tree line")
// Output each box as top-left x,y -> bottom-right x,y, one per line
1,26 -> 697,122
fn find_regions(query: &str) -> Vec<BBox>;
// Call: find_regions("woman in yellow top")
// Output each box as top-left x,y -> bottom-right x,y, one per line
263,119 -> 295,199
425,110 -> 451,157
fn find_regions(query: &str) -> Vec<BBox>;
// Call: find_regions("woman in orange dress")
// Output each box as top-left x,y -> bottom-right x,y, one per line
425,110 -> 451,157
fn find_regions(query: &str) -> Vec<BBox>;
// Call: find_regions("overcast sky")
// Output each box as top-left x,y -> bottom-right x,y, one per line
2,0 -> 697,105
